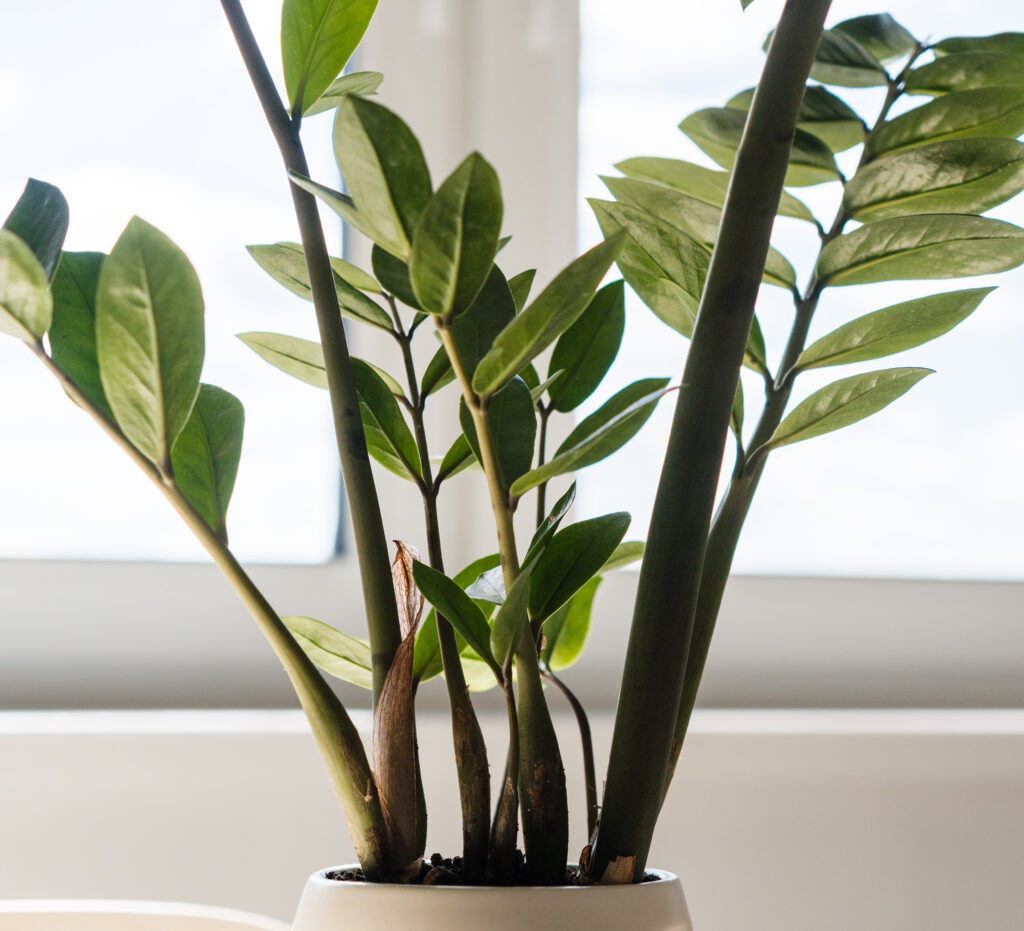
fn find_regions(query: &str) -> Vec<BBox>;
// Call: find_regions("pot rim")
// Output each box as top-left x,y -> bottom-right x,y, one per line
309,865 -> 680,891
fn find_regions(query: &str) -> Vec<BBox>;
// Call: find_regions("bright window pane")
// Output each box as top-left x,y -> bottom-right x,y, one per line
579,0 -> 1024,579
0,1 -> 342,562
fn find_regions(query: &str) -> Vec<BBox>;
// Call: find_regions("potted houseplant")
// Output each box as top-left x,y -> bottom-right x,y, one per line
3,0 -> 1024,925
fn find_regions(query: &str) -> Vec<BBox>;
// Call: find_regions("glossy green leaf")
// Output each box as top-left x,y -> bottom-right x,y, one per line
833,14 -> 917,64
49,252 -> 112,419
436,432 -> 476,482
766,367 -> 932,450
809,28 -> 888,87
281,0 -> 378,116
410,152 -> 503,317
934,33 -> 1024,58
0,230 -> 51,342
726,85 -> 866,152
287,170 -> 367,237
96,217 -> 203,465
817,215 -> 1024,286
529,371 -> 563,404
305,70 -> 383,116
490,568 -> 532,667
170,384 -> 245,540
420,343 -> 455,397
680,107 -> 840,186
471,235 -> 624,397
333,97 -> 432,257
451,264 -> 517,378
508,269 -> 536,311
359,358 -> 405,400
867,87 -> 1024,158
524,483 -> 577,569
3,179 -> 68,280
906,52 -> 1024,97
601,540 -> 644,572
510,379 -> 671,495
519,363 -> 540,391
731,379 -> 744,440
529,512 -> 629,622
371,245 -> 420,309
541,577 -> 601,671
796,288 -> 993,371
614,157 -> 817,224
246,242 -> 391,329
351,357 -> 421,479
285,615 -> 372,689
547,280 -> 624,412
331,258 -> 381,293
238,332 -> 327,388
412,561 -> 499,675
459,378 -> 536,490
845,139 -> 1024,221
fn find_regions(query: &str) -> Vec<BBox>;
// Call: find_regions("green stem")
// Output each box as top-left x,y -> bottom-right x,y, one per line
488,675 -> 521,882
220,0 -> 401,706
33,344 -> 393,878
535,405 -> 552,529
588,0 -> 832,883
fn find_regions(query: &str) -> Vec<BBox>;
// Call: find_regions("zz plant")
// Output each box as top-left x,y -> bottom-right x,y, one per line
2,0 -> 1023,887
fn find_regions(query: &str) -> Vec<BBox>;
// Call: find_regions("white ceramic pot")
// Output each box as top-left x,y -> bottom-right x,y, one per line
292,866 -> 693,931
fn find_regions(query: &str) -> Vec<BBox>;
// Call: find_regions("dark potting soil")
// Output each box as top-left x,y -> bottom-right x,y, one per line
326,853 -> 659,886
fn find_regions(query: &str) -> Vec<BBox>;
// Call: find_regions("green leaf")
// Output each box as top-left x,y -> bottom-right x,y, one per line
351,357 -> 421,479
238,331 -> 328,388
333,97 -> 432,258
726,85 -> 866,153
490,568 -> 532,667
867,87 -> 1024,159
510,378 -> 671,496
471,235 -> 624,397
331,257 -> 381,293
906,52 -> 1024,97
524,483 -> 577,569
508,269 -> 536,311
2,179 -> 68,280
541,577 -> 601,671
766,367 -> 932,450
845,139 -> 1024,221
465,566 -> 505,605
529,512 -> 629,623
817,215 -> 1024,286
547,280 -> 624,412
170,384 -> 245,541
808,28 -> 888,88
412,561 -> 499,675
614,157 -> 817,224
679,107 -> 840,186
530,371 -> 563,404
796,288 -> 993,371
305,70 -> 383,117
451,263 -> 517,378
281,0 -> 378,116
285,615 -> 372,689
49,252 -> 112,419
459,377 -> 536,490
934,33 -> 1024,58
95,217 -> 203,466
731,378 -> 744,440
0,230 -> 52,342
436,432 -> 477,482
420,343 -> 455,398
602,540 -> 644,572
410,152 -> 503,317
358,358 -> 405,399
833,14 -> 917,64
371,245 -> 421,309
246,242 -> 391,329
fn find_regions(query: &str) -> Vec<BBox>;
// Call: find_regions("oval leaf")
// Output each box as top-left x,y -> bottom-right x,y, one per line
508,269 -> 536,311
766,367 -> 933,450
727,85 -> 866,153
490,568 -> 532,667
351,357 -> 421,480
807,27 -> 888,88
541,577 -> 601,671
451,264 -> 516,378
906,52 -> 1024,97
420,343 -> 455,398
436,432 -> 477,482
305,70 -> 383,117
238,331 -> 327,388
0,230 -> 52,342
833,14 -> 917,64
285,615 -> 372,689
459,378 -> 536,491
3,178 -> 68,280
934,33 -> 1024,57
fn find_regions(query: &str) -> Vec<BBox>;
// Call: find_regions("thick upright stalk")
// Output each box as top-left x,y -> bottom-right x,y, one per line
588,0 -> 831,883
535,405 -> 552,528
220,0 -> 401,705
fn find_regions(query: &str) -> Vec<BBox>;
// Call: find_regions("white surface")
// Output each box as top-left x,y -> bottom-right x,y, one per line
0,710 -> 1021,930
0,900 -> 288,931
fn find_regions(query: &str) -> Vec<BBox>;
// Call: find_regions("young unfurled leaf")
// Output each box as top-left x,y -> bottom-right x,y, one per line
845,139 -> 1024,221
305,70 -> 383,117
866,87 -> 1024,159
510,379 -> 671,496
726,85 -> 866,153
817,215 -> 1024,286
796,288 -> 993,371
465,566 -> 506,605
285,615 -> 373,689
246,242 -> 390,328
436,432 -> 476,482
451,264 -> 517,379
529,512 -> 630,623
508,269 -> 536,311
601,540 -> 644,573
614,157 -> 817,224
170,384 -> 245,541
238,332 -> 328,388
933,33 -> 1024,57
96,217 -> 204,467
410,151 -> 503,317
281,0 -> 379,116
680,107 -> 840,185
0,230 -> 52,342
833,14 -> 917,64
804,27 -> 888,88
765,367 -> 933,450
333,97 -> 432,258
547,280 -> 624,412
471,235 -> 624,397
459,378 -> 536,490
420,343 -> 455,398
49,251 -> 112,419
906,52 -> 1024,97
351,357 -> 421,480
412,561 -> 500,676
541,576 -> 601,671
490,567 -> 533,667
2,178 -> 68,280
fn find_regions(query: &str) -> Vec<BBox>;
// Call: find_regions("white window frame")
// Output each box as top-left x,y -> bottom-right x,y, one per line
3,1 -> 1023,711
